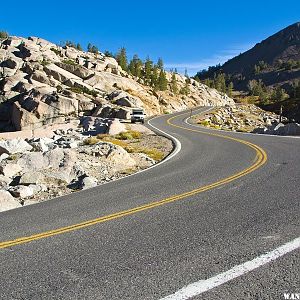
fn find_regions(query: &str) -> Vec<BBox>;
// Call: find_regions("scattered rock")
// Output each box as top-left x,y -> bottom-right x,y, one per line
19,171 -> 45,185
8,185 -> 34,198
0,175 -> 12,189
107,119 -> 126,135
0,139 -> 32,155
17,152 -> 45,172
0,163 -> 22,178
0,190 -> 22,212
78,176 -> 98,190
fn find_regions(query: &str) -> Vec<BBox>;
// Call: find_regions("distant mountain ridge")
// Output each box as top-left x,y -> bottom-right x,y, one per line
196,22 -> 300,91
223,22 -> 300,74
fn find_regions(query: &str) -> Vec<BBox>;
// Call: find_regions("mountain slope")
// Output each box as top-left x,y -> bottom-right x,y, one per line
196,22 -> 300,91
0,35 -> 233,132
223,22 -> 300,75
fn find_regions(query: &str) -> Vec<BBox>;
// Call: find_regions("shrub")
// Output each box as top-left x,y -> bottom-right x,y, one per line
50,47 -> 62,56
125,145 -> 164,161
8,154 -> 18,160
63,59 -> 77,66
138,147 -> 164,161
115,130 -> 142,140
84,137 -> 99,145
106,139 -> 128,148
40,59 -> 50,66
0,31 -> 8,39
69,86 -> 98,97
96,134 -> 110,139
198,119 -> 210,126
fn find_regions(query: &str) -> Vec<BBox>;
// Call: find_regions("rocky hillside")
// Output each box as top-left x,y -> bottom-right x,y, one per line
0,36 -> 233,132
0,122 -> 172,212
196,22 -> 300,91
192,104 -> 300,136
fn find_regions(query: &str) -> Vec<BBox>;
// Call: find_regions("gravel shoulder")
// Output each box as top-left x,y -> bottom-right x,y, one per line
0,121 -> 173,211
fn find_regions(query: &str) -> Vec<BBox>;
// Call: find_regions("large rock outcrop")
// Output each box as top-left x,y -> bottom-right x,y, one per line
1,35 -> 234,132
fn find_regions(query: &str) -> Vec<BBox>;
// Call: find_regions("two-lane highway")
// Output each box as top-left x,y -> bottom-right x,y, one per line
0,107 -> 299,299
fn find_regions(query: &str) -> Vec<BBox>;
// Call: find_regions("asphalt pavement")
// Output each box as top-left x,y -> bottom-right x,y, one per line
0,107 -> 299,300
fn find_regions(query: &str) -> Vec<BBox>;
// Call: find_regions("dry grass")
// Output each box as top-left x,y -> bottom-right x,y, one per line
83,137 -> 99,145
84,130 -> 164,161
198,119 -> 210,126
126,145 -> 164,161
115,130 -> 142,140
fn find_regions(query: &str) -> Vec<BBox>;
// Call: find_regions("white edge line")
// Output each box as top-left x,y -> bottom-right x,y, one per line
160,236 -> 300,300
3,114 -> 182,213
184,108 -> 300,139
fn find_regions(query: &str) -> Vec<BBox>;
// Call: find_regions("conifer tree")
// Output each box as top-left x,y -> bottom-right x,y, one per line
227,82 -> 234,97
157,58 -> 164,70
116,47 -> 128,71
76,43 -> 83,51
151,66 -> 159,89
144,56 -> 153,85
184,68 -> 189,78
158,70 -> 168,91
128,54 -> 143,77
87,43 -> 92,52
180,79 -> 190,95
171,73 -> 178,94
104,50 -> 114,57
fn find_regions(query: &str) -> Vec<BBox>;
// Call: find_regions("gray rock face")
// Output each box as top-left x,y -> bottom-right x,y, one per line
106,143 -> 136,168
0,190 -> 22,212
78,176 -> 98,190
8,185 -> 34,198
19,171 -> 45,185
0,139 -> 33,155
0,175 -> 12,189
0,35 -> 234,132
17,152 -> 45,171
0,163 -> 22,178
254,122 -> 300,136
30,140 -> 49,152
107,119 -> 126,135
109,90 -> 142,108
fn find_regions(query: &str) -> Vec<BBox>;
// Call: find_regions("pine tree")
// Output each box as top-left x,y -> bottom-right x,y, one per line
184,68 -> 189,78
151,66 -> 159,89
87,43 -> 92,53
157,58 -> 164,70
180,79 -> 190,95
128,54 -> 143,77
116,47 -> 128,71
76,43 -> 83,51
171,73 -> 178,94
204,78 -> 212,88
158,70 -> 168,91
144,56 -> 153,85
215,73 -> 226,93
91,45 -> 99,54
0,31 -> 8,39
104,50 -> 114,57
227,82 -> 234,97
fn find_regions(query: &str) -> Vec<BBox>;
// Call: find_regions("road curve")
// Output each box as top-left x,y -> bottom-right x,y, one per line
0,107 -> 299,299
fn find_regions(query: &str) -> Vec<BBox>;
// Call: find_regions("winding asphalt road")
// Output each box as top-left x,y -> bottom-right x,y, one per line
0,107 -> 299,300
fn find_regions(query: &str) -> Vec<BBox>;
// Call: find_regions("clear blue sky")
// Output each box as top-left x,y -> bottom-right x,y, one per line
1,0 -> 299,74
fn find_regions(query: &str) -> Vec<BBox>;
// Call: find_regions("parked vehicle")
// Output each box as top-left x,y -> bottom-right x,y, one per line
131,108 -> 145,124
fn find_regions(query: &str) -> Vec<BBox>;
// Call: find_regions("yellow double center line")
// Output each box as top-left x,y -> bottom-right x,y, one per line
0,111 -> 267,249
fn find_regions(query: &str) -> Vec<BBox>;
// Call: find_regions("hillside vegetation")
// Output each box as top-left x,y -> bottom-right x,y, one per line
194,22 -> 300,121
